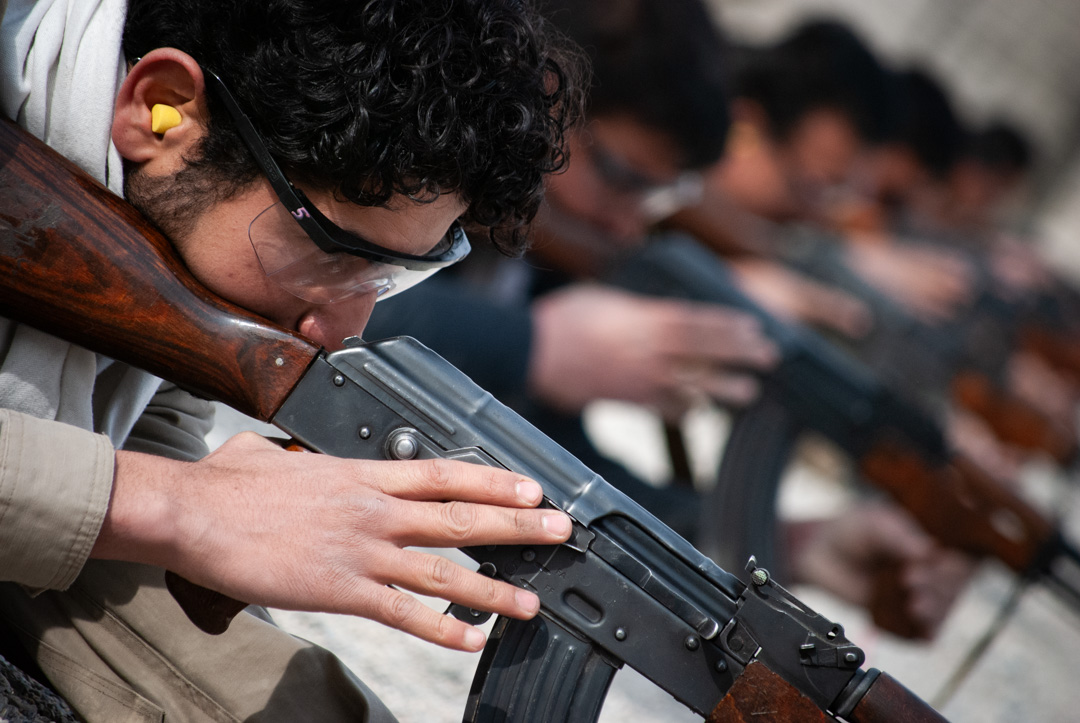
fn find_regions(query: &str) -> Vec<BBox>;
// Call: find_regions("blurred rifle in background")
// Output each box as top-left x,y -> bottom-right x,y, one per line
609,236 -> 1080,639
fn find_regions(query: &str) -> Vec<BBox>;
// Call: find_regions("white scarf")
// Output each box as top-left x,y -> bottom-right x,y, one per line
1,0 -> 127,192
0,0 -> 161,444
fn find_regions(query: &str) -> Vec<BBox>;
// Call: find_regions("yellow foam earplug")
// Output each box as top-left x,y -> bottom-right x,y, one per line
151,104 -> 182,134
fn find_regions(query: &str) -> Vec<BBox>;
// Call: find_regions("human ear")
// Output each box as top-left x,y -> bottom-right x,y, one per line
111,48 -> 209,168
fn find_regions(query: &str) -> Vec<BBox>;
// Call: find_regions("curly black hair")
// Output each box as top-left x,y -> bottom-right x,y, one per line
731,20 -> 893,145
123,0 -> 584,254
963,121 -> 1033,175
889,68 -> 966,178
541,0 -> 730,170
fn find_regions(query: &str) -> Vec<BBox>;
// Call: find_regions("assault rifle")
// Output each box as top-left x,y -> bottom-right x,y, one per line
607,236 -> 1080,638
0,118 -> 945,719
779,229 -> 1077,466
667,201 -> 1079,466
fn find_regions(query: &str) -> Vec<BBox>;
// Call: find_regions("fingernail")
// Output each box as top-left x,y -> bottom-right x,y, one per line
543,513 -> 571,537
464,626 -> 487,651
516,589 -> 540,615
516,480 -> 542,505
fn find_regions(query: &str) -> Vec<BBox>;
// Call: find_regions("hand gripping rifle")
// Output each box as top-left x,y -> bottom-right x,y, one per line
0,116 -> 945,721
606,235 -> 1080,638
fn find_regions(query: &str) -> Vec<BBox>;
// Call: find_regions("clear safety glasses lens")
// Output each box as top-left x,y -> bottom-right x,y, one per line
640,172 -> 704,221
249,202 -> 441,305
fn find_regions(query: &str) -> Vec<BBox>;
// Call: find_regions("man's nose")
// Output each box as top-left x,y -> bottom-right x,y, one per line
296,292 -> 379,350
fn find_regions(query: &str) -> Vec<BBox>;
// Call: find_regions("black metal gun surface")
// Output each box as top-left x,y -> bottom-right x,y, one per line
278,336 -> 937,721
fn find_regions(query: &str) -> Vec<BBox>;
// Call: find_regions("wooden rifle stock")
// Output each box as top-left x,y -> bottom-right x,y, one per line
0,115 -> 322,632
0,116 -> 319,420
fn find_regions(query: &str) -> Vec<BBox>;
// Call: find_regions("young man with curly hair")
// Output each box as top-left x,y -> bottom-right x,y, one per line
0,1 -> 580,720
363,0 -> 781,541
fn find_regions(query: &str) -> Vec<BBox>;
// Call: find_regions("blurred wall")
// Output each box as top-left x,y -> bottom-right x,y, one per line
1039,163 -> 1080,283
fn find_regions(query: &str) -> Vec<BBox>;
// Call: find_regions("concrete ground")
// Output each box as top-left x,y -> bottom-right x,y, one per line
210,402 -> 1080,722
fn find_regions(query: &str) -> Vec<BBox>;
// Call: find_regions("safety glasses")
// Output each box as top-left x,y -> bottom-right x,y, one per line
202,68 -> 470,304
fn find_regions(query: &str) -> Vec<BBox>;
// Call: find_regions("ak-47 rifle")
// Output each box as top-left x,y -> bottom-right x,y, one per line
667,200 -> 1079,467
779,228 -> 1078,467
607,236 -> 1080,638
0,116 -> 946,720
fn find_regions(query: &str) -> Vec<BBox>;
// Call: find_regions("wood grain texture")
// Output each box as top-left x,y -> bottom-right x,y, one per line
707,662 -> 833,723
0,116 -> 319,421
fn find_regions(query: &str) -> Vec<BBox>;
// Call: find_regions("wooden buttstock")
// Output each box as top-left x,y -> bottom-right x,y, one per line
0,116 -> 319,421
860,442 -> 1056,574
0,117 -> 325,633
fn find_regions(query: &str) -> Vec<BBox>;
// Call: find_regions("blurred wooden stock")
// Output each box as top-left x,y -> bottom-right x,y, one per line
868,560 -> 933,641
951,371 -> 1077,465
164,572 -> 249,635
860,442 -> 1056,574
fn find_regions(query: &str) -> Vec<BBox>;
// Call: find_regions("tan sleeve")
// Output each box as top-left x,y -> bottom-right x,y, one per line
0,409 -> 114,590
